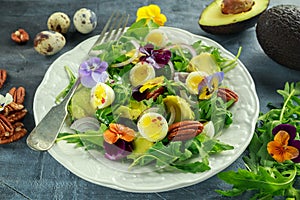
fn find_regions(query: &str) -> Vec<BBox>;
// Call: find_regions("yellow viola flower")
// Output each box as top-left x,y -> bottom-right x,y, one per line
136,4 -> 167,26
139,76 -> 164,93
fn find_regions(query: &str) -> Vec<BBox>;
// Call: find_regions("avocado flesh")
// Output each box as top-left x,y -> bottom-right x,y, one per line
256,5 -> 300,70
199,0 -> 269,34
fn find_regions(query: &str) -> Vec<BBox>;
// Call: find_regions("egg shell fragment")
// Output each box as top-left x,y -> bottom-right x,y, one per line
33,31 -> 66,56
47,12 -> 71,34
73,8 -> 97,34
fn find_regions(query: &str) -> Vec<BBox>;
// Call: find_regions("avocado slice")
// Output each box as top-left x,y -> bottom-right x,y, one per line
199,0 -> 269,34
256,5 -> 300,70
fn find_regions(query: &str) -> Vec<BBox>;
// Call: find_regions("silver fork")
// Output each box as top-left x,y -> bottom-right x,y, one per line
26,13 -> 129,151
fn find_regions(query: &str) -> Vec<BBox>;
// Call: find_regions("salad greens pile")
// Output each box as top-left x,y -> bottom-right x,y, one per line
217,82 -> 300,199
56,18 -> 241,174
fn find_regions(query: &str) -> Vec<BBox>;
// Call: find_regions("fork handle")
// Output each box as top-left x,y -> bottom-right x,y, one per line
26,78 -> 81,151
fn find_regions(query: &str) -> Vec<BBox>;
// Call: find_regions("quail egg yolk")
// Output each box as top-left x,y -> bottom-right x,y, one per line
91,83 -> 115,109
93,85 -> 106,105
137,112 -> 168,142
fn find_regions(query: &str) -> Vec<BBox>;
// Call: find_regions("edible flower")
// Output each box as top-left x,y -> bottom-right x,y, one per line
78,57 -> 109,88
139,44 -> 171,69
136,4 -> 167,26
139,76 -> 164,93
0,93 -> 13,111
132,76 -> 164,101
267,124 -> 300,163
198,72 -> 224,100
103,139 -> 133,161
103,123 -> 135,144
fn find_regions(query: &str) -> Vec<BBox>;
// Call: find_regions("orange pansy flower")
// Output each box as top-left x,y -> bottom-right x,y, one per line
103,123 -> 135,144
267,130 -> 299,163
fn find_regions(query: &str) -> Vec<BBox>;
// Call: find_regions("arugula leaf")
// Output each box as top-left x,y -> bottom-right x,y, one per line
217,82 -> 300,199
129,141 -> 193,167
55,66 -> 77,104
56,123 -> 107,150
171,161 -> 210,173
217,166 -> 299,198
197,94 -> 233,135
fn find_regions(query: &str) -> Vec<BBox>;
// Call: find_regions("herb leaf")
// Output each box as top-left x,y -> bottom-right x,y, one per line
217,82 -> 300,199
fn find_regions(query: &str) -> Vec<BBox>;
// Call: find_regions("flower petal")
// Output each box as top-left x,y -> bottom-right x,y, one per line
290,140 -> 300,163
274,131 -> 290,146
272,124 -> 296,140
267,140 -> 286,162
284,146 -> 299,161
103,140 -> 133,160
103,129 -> 119,144
80,75 -> 97,88
139,76 -> 164,93
147,4 -> 161,16
92,71 -> 108,83
136,4 -> 167,26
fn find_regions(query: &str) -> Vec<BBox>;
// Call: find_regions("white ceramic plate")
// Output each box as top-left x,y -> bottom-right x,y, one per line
33,26 -> 259,193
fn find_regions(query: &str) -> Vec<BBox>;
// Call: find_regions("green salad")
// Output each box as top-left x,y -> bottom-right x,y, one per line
56,18 -> 241,173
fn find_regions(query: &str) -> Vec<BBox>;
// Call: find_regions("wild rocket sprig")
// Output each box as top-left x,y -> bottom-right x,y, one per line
217,82 -> 300,199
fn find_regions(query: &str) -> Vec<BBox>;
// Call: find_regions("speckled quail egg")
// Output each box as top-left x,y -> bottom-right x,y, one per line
47,12 -> 71,34
73,8 -> 97,34
33,31 -> 66,56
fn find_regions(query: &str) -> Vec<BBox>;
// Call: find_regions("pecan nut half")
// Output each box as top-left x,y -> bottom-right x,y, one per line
11,29 -> 30,44
0,114 -> 14,138
168,120 -> 204,141
9,87 -> 26,104
217,88 -> 239,103
0,122 -> 27,144
146,86 -> 165,100
0,69 -> 7,89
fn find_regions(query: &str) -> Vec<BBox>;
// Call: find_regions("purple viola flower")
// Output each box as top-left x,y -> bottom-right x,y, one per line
132,85 -> 148,102
198,71 -> 224,100
139,43 -> 171,69
78,57 -> 109,88
271,124 -> 300,163
103,139 -> 133,161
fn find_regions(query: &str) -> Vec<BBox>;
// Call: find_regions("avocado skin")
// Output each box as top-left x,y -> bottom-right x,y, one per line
256,5 -> 300,70
200,15 -> 260,35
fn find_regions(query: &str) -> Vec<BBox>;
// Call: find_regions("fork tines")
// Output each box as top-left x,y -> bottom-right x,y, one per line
88,12 -> 129,56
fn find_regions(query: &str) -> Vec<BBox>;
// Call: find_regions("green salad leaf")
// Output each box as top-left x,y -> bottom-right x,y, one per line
129,134 -> 233,173
217,82 -> 300,199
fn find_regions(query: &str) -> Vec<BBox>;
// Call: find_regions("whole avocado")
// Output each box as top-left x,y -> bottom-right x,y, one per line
256,5 -> 300,70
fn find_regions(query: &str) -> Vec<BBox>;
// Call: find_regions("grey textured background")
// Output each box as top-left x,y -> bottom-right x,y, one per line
1,0 -> 300,199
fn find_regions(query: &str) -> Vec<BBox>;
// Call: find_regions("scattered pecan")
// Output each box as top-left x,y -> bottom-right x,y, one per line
167,120 -> 204,141
221,0 -> 254,14
0,114 -> 14,138
0,122 -> 27,144
2,102 -> 24,116
0,69 -> 7,89
6,109 -> 27,123
103,123 -> 135,144
11,29 -> 30,44
9,86 -> 26,104
146,86 -> 165,100
217,88 -> 239,104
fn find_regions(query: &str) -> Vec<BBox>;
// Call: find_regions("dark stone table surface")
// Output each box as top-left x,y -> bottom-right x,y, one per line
1,0 -> 300,199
